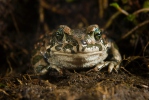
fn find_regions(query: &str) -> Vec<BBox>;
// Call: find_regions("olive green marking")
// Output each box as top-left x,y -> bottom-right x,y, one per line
66,34 -> 78,46
71,39 -> 78,46
43,52 -> 50,59
50,38 -> 56,48
32,55 -> 43,65
35,65 -> 45,73
95,43 -> 102,51
63,44 -> 75,53
55,44 -> 63,51
65,34 -> 71,42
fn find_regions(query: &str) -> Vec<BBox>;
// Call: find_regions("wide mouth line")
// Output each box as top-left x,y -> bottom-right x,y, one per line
53,51 -> 104,56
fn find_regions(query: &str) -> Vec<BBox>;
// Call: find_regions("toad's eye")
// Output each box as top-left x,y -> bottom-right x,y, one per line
55,29 -> 64,42
94,28 -> 101,41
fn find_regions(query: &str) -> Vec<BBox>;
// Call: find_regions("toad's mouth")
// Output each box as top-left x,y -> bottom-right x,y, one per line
50,51 -> 108,68
53,51 -> 105,57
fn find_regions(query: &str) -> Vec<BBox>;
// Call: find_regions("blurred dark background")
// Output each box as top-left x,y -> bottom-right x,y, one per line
0,0 -> 149,76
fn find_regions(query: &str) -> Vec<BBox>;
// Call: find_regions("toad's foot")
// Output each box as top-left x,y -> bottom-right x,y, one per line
94,61 -> 121,73
34,65 -> 63,75
34,65 -> 50,75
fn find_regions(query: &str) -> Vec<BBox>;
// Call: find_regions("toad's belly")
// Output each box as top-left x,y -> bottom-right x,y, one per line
48,51 -> 108,69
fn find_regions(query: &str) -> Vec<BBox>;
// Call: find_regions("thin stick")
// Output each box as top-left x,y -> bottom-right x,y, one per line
10,12 -> 20,34
143,42 -> 149,56
104,11 -> 121,29
133,8 -> 149,15
120,20 -> 149,40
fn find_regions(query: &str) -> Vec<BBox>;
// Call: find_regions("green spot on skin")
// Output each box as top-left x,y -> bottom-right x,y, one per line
55,44 -> 63,51
66,34 -> 78,46
63,44 -> 75,53
96,43 -> 102,51
86,44 -> 94,48
35,65 -> 45,73
32,55 -> 43,65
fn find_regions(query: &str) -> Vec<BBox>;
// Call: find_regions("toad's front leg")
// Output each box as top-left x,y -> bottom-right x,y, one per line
31,52 -> 63,75
95,42 -> 122,73
31,52 -> 50,75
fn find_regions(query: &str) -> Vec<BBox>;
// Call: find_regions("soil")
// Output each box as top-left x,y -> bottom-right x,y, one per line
0,68 -> 149,100
0,0 -> 149,100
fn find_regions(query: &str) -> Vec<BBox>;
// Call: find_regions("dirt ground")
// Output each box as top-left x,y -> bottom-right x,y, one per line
0,0 -> 149,100
0,68 -> 149,100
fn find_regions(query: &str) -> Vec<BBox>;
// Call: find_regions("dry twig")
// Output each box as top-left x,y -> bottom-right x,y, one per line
120,20 -> 149,40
